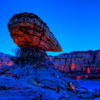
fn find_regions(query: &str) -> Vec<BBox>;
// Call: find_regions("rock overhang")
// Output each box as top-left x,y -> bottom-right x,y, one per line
8,12 -> 62,52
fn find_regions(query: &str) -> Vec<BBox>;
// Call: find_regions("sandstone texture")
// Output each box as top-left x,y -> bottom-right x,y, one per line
8,12 -> 62,52
49,50 -> 100,78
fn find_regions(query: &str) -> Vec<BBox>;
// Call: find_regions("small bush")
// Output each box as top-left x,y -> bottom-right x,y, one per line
11,47 -> 45,66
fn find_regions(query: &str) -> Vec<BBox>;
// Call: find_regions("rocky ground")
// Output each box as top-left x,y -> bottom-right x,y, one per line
77,80 -> 100,100
0,76 -> 61,100
0,64 -> 100,100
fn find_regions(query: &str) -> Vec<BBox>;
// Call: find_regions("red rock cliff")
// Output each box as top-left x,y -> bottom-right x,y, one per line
49,50 -> 100,76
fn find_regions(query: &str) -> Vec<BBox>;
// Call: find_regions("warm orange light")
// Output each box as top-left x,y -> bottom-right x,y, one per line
0,62 -> 13,67
7,62 -> 13,66
85,75 -> 88,78
72,86 -> 75,90
76,76 -> 81,79
87,67 -> 90,74
71,63 -> 75,70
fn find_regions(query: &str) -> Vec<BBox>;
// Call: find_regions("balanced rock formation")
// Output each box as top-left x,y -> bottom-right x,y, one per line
8,12 -> 62,52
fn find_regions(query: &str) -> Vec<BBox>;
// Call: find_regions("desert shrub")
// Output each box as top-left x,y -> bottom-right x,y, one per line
11,47 -> 45,66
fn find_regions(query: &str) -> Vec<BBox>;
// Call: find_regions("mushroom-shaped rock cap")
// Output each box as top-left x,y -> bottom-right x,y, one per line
8,12 -> 62,52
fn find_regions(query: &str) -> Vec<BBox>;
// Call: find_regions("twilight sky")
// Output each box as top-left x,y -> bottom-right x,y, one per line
0,0 -> 100,56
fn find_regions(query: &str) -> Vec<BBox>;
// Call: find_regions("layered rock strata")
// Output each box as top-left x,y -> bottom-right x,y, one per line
8,12 -> 62,52
1,49 -> 100,77
49,50 -> 100,78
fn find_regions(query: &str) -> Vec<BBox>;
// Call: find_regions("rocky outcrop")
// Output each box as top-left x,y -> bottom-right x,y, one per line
49,50 -> 100,78
0,76 -> 61,100
8,12 -> 62,52
8,12 -> 62,68
0,53 -> 100,99
0,53 -> 13,67
0,66 -> 100,100
0,49 -> 100,78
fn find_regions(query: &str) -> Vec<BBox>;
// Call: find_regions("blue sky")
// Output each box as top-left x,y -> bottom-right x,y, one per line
0,0 -> 100,56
